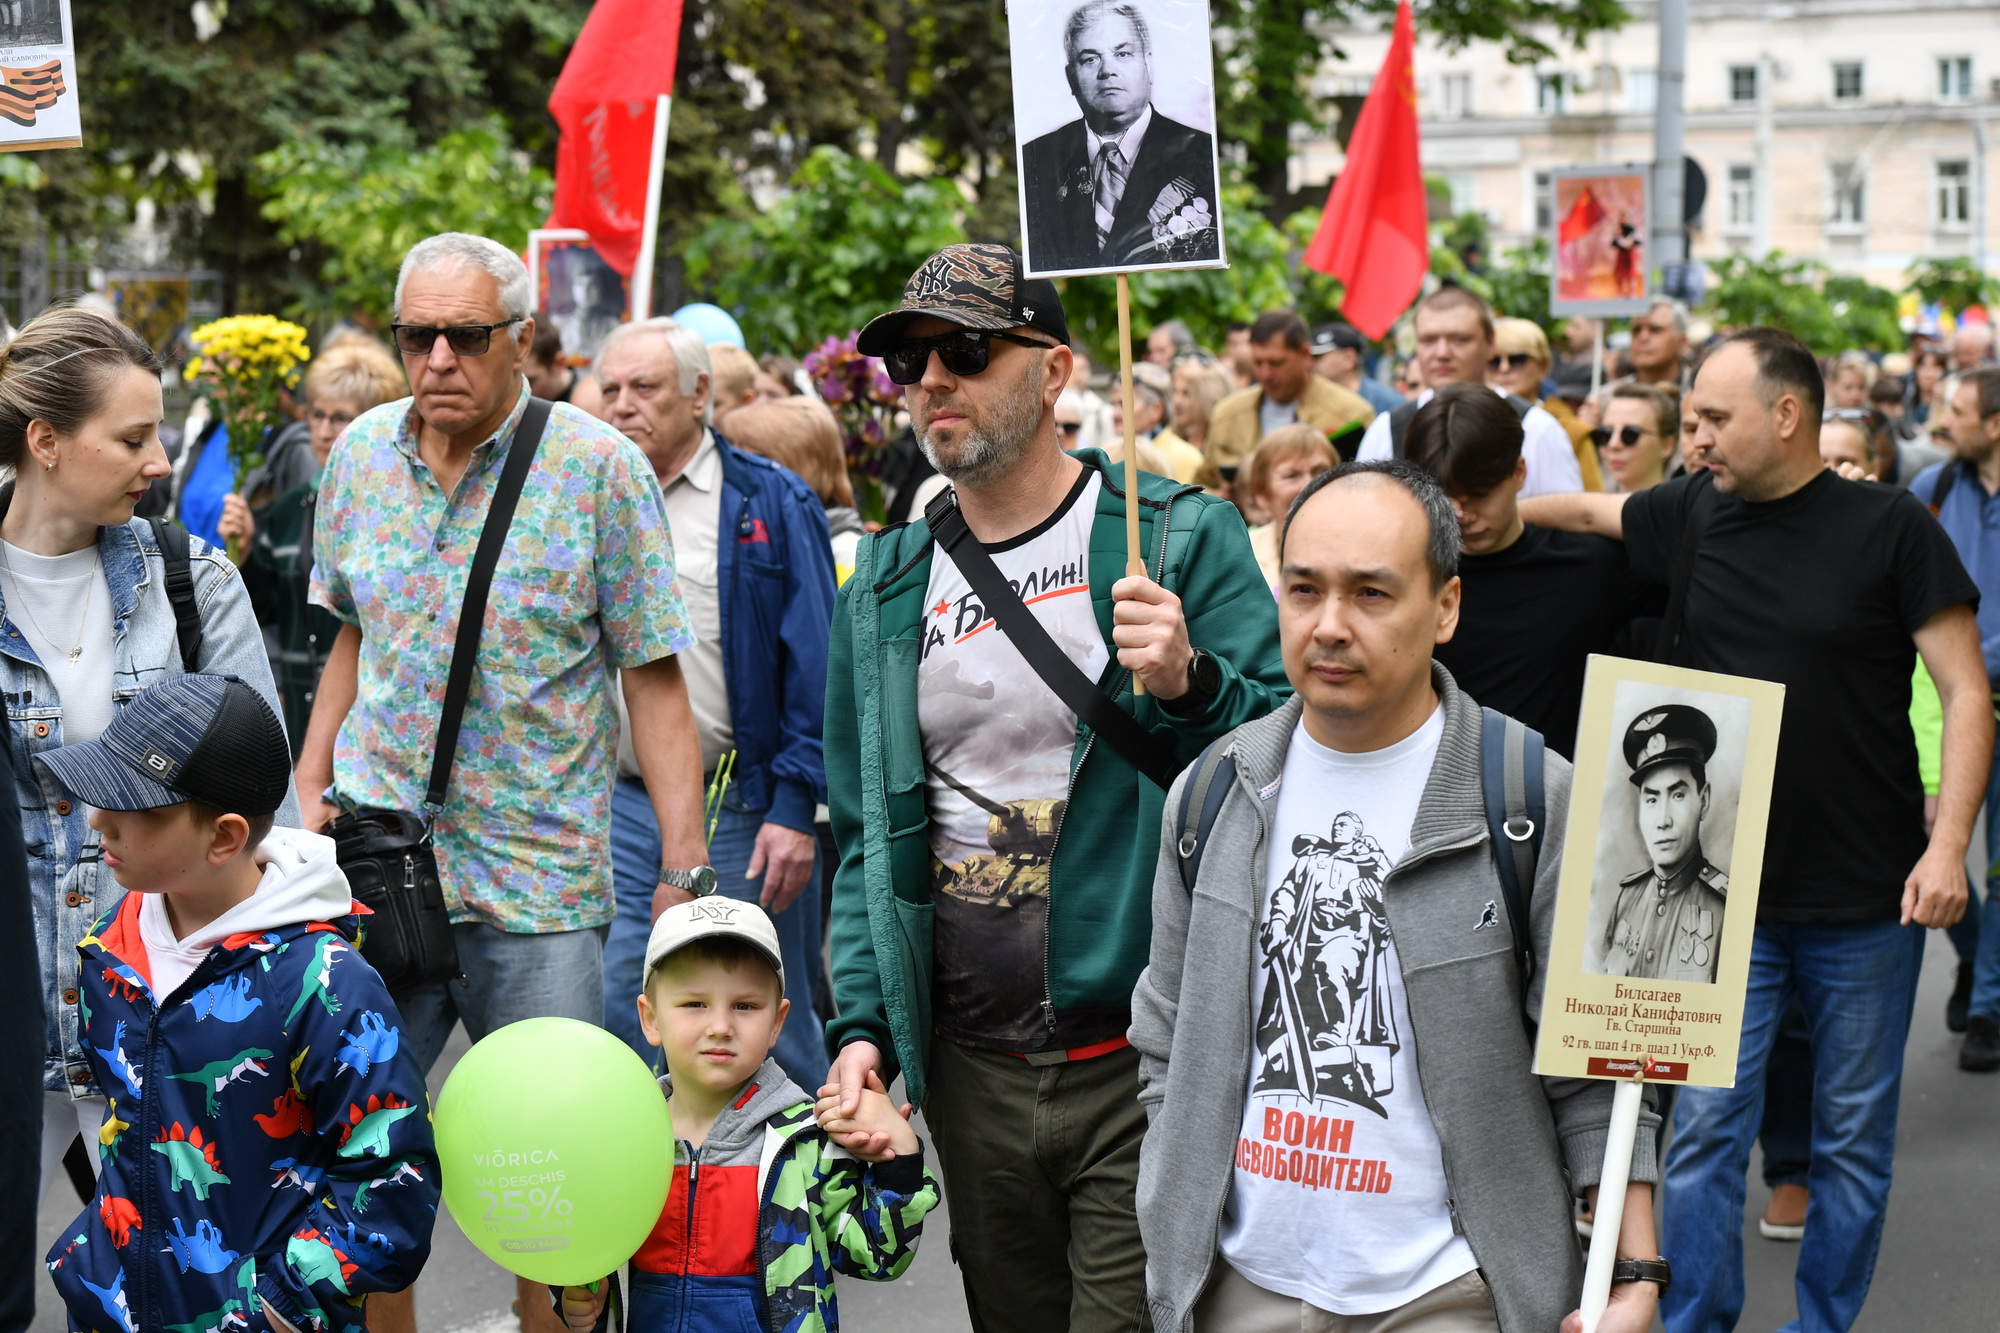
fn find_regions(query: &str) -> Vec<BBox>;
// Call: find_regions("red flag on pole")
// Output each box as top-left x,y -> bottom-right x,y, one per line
547,0 -> 685,277
1302,0 -> 1427,340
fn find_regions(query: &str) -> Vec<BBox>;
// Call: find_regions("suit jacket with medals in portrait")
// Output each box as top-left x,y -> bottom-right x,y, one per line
1602,854 -> 1727,985
1021,108 -> 1220,272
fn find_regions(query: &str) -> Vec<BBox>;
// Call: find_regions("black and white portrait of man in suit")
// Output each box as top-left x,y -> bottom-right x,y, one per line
1014,0 -> 1225,277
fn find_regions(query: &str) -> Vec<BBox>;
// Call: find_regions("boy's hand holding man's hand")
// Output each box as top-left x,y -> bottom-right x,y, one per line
813,1068 -> 917,1162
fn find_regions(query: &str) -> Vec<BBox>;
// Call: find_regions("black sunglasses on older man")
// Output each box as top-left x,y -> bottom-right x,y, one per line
390,318 -> 523,358
882,328 -> 1058,385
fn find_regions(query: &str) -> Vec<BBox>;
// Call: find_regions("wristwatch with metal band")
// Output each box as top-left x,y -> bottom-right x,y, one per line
659,865 -> 719,896
1609,1258 -> 1671,1292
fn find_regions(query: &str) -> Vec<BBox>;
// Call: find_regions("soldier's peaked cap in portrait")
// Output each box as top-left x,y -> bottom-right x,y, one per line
1623,703 -> 1718,786
856,243 -> 1070,355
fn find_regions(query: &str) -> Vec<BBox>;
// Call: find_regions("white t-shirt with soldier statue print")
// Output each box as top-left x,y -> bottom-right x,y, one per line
1218,703 -> 1479,1313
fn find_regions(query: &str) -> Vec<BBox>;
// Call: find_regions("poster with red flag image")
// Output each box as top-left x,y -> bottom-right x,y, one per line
1549,165 -> 1651,318
1009,0 -> 1227,279
0,0 -> 78,152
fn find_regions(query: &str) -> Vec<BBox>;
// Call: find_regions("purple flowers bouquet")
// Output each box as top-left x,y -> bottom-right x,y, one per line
804,332 -> 902,521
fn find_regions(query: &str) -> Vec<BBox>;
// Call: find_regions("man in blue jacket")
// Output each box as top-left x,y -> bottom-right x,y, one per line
596,317 -> 836,1088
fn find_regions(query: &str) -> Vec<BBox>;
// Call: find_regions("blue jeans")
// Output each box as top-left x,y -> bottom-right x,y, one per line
399,921 -> 607,1078
1661,918 -> 1925,1333
602,776 -> 826,1090
1945,751 -> 2000,1021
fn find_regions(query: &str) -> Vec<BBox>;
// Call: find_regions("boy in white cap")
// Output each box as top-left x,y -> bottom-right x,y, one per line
560,898 -> 937,1332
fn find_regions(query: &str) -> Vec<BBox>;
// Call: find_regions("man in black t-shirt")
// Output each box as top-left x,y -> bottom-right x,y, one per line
1407,382 -> 1652,757
1522,328 -> 1990,1333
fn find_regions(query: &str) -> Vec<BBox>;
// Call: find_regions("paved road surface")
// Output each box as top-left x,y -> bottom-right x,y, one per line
32,932 -> 1994,1332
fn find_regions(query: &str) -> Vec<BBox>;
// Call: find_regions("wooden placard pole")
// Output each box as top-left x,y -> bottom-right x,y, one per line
1578,1078 -> 1645,1333
1115,273 -> 1146,695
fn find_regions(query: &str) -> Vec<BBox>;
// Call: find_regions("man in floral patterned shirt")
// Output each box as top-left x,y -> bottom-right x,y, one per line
295,232 -> 710,1330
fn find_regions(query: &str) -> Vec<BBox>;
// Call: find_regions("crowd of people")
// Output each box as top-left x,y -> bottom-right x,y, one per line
4,226 -> 1997,1333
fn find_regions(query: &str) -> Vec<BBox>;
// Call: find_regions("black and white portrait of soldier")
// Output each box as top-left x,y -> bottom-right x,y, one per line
1015,0 -> 1224,276
1593,702 -> 1729,984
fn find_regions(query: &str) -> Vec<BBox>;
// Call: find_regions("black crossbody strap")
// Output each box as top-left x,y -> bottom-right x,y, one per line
147,517 -> 204,669
1655,478 -> 1720,665
924,489 -> 1182,791
425,397 -> 552,811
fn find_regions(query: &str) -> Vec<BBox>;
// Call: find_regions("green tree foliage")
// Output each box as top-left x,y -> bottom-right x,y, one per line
258,122 -> 553,327
682,147 -> 967,355
1821,274 -> 1903,353
1702,252 -> 1900,357
1905,256 -> 2000,314
1485,238 -> 1554,334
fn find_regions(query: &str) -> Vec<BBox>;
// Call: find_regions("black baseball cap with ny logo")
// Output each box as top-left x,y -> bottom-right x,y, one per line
857,243 -> 1070,355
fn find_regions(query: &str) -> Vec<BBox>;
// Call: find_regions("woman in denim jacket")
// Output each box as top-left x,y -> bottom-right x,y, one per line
0,306 -> 297,1208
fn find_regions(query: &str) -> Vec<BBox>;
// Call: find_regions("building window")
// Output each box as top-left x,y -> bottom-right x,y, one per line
1832,62 -> 1863,102
1940,56 -> 1973,102
1628,67 -> 1658,112
1533,170 -> 1553,234
1726,165 -> 1756,231
1937,159 -> 1972,226
1828,161 -> 1865,228
1729,65 -> 1759,103
1536,72 -> 1566,115
1441,72 -> 1472,120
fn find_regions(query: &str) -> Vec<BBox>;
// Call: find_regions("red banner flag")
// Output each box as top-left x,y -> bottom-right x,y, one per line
547,0 -> 685,276
1302,0 -> 1427,340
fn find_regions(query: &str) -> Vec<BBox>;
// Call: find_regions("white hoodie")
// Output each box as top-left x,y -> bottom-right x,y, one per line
137,826 -> 354,1001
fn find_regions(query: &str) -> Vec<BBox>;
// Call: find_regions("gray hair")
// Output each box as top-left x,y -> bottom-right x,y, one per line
1281,459 -> 1460,591
1064,1 -> 1151,63
1131,359 -> 1172,422
395,233 -> 532,325
1645,296 -> 1690,336
599,317 -> 715,427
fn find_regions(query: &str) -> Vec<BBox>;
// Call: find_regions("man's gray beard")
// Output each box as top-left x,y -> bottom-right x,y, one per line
916,367 -> 1046,488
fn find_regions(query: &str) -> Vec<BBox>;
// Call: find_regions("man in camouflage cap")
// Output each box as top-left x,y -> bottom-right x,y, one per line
1599,703 -> 1728,984
819,242 -> 1288,1330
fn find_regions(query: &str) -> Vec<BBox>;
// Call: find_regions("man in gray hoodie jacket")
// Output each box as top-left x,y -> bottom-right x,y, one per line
1131,460 -> 1664,1333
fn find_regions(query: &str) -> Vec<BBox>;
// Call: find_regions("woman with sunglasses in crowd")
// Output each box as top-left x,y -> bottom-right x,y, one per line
1489,317 -> 1605,492
1595,382 -> 1680,493
0,305 -> 294,1218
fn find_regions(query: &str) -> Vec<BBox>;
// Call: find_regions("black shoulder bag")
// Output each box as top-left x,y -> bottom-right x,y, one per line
328,398 -> 552,993
923,488 -> 1183,791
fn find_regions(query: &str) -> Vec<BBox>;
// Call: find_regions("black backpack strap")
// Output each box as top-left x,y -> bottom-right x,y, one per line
1481,707 -> 1547,1031
147,516 -> 203,670
425,398 -> 552,812
1386,400 -> 1421,458
1655,476 -> 1721,665
924,488 -> 1182,791
1502,391 -> 1535,421
1930,459 -> 1963,515
1173,737 -> 1238,891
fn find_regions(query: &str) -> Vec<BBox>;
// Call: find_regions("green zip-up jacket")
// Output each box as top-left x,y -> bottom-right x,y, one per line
824,450 -> 1291,1104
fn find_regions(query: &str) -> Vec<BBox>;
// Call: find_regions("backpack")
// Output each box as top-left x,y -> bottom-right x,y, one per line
1388,392 -> 1535,459
146,516 -> 204,668
1173,707 -> 1547,1031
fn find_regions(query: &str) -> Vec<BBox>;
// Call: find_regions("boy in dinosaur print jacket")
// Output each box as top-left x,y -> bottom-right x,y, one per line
37,676 -> 438,1333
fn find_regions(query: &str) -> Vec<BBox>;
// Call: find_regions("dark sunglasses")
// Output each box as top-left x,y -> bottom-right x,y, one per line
882,329 -> 1058,385
391,318 -> 523,358
1487,352 -> 1534,371
1057,420 -> 1084,437
1591,424 -> 1651,448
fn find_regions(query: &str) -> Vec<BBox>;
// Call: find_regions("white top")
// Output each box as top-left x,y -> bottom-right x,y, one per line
1258,395 -> 1301,438
1219,705 -> 1479,1315
1357,386 -> 1584,497
1085,103 -> 1153,174
0,541 -> 115,744
621,429 -> 732,779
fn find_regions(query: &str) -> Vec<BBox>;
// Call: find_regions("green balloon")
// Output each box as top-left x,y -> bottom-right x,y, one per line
435,1017 -> 671,1285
